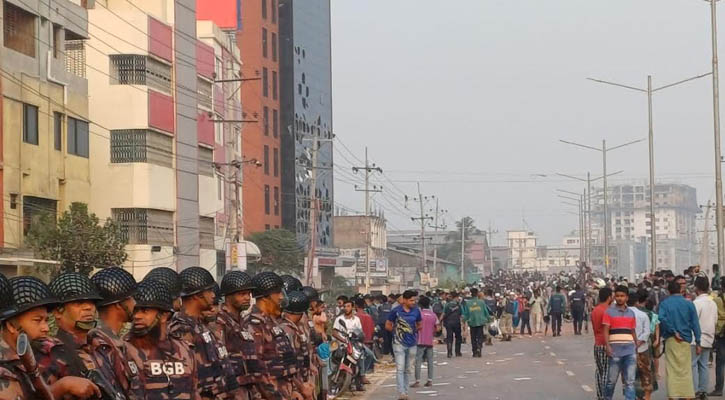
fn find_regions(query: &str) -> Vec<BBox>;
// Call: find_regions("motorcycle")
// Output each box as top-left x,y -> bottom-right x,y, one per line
372,325 -> 385,360
328,319 -> 365,398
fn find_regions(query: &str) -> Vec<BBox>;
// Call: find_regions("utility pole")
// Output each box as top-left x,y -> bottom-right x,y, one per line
487,222 -> 498,276
587,71 -> 711,274
353,147 -> 382,294
560,139 -> 643,275
428,199 -> 447,283
710,0 -> 725,272
407,187 -> 434,287
461,219 -> 466,282
305,138 -> 319,287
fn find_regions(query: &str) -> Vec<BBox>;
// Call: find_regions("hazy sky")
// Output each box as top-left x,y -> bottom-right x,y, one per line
330,0 -> 720,245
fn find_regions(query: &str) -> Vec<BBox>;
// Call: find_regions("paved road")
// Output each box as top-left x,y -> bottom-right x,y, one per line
363,326 -> 717,400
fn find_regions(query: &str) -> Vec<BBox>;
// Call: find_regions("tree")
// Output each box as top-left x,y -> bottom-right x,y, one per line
436,216 -> 481,281
26,202 -> 128,276
246,229 -> 304,276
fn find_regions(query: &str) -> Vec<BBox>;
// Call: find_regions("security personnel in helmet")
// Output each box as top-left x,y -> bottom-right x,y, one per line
217,270 -> 259,393
280,275 -> 303,293
144,267 -> 183,312
242,271 -> 299,400
40,272 -> 125,398
280,290 -> 315,400
124,279 -> 200,400
201,284 -> 223,342
168,267 -> 242,400
89,267 -> 143,399
0,275 -> 102,399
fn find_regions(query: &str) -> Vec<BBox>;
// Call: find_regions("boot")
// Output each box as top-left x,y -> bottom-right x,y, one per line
485,337 -> 493,346
447,342 -> 453,358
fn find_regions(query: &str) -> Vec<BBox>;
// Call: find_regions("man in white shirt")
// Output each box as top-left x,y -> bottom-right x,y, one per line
334,299 -> 362,338
693,276 -> 718,398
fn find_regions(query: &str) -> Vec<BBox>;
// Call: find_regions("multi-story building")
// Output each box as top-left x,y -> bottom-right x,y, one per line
591,183 -> 699,273
197,0 -> 282,235
507,230 -> 538,270
279,0 -> 334,249
333,214 -> 387,292
1,0 -> 91,274
86,0 -> 205,278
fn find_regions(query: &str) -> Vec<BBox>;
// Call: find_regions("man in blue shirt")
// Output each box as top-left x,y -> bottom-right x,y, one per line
386,290 -> 422,400
658,281 -> 702,399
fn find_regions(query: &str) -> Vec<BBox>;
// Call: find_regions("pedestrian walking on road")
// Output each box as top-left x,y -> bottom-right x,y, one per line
442,291 -> 463,357
570,284 -> 586,335
691,277 -> 716,399
630,290 -> 652,400
463,288 -> 491,357
386,290 -> 422,400
519,294 -> 532,336
592,287 -> 613,400
413,296 -> 438,388
548,286 -> 566,337
658,280 -> 702,400
603,285 -> 638,400
710,276 -> 725,397
531,289 -> 545,334
500,292 -> 516,341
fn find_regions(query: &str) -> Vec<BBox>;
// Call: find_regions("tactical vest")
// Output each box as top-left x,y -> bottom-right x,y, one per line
219,310 -> 260,386
251,314 -> 297,379
126,343 -> 195,400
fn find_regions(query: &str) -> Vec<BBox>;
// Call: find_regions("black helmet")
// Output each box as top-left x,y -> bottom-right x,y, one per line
145,267 -> 182,298
91,267 -> 137,307
0,274 -> 15,320
284,290 -> 309,314
251,271 -> 284,298
6,276 -> 58,319
179,267 -> 216,297
280,275 -> 303,292
301,286 -> 319,303
49,272 -> 102,304
134,279 -> 174,313
212,283 -> 221,305
220,271 -> 255,296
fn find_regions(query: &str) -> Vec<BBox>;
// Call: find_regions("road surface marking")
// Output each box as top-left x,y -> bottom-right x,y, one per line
436,362 -> 449,366
556,360 -> 564,365
465,370 -> 480,374
544,346 -> 551,349
582,385 -> 593,392
514,352 -> 524,356
550,352 -> 556,356
495,359 -> 506,362
433,383 -> 450,386
514,377 -> 532,381
416,391 -> 437,394
382,384 -> 396,387
566,371 -> 575,376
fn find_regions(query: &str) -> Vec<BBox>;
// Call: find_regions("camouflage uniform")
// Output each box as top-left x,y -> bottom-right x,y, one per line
217,304 -> 259,390
125,334 -> 200,400
169,311 -> 243,399
0,337 -> 37,399
242,305 -> 298,400
33,331 -> 90,385
280,316 -> 311,382
88,321 -> 145,399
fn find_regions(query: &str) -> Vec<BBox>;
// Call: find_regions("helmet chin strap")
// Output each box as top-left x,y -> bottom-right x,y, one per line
131,313 -> 162,337
75,320 -> 97,331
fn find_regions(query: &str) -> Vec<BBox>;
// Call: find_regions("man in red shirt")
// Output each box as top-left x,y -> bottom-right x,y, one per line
591,287 -> 613,400
356,297 -> 375,385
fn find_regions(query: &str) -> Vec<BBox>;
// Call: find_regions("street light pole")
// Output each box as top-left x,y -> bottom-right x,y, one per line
710,0 -> 725,272
587,72 -> 711,273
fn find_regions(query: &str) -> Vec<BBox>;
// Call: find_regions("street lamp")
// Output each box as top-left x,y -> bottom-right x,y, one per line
560,138 -> 644,275
557,170 -> 624,267
587,72 -> 711,274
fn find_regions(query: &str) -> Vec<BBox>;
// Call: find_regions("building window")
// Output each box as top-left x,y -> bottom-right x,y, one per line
265,185 -> 270,215
273,148 -> 279,177
23,104 -> 38,145
110,55 -> 172,93
263,145 -> 270,175
273,109 -> 278,138
110,129 -> 173,167
65,38 -> 86,78
67,117 -> 89,158
274,186 -> 279,216
262,0 -> 267,19
53,112 -> 63,151
265,224 -> 271,231
3,2 -> 36,58
262,68 -> 268,97
272,0 -> 277,23
198,146 -> 214,177
23,196 -> 57,236
262,28 -> 268,58
272,32 -> 277,61
112,208 -> 174,246
52,25 -> 62,58
214,117 -> 223,143
263,106 -> 269,136
272,71 -> 278,100
199,216 -> 215,249
197,77 -> 213,110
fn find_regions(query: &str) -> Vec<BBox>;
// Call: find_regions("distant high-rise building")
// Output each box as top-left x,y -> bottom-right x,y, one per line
279,0 -> 334,249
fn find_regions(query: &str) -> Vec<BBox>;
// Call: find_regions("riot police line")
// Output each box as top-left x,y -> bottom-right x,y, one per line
0,266 -> 334,400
